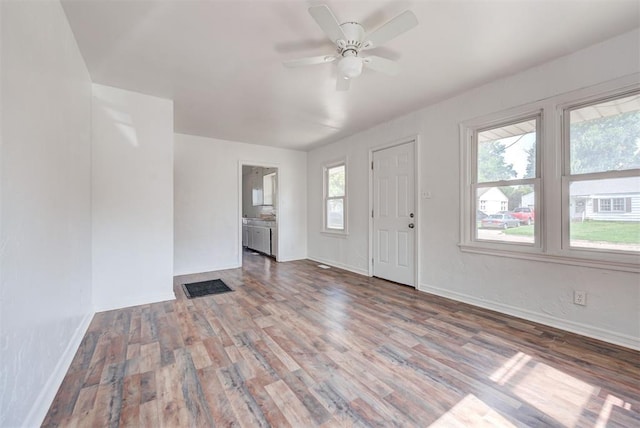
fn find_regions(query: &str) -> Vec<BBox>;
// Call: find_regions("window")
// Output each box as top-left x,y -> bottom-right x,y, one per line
473,116 -> 540,245
595,198 -> 628,213
599,199 -> 612,212
323,161 -> 347,233
461,75 -> 639,271
263,172 -> 276,206
612,198 -> 625,212
565,91 -> 640,253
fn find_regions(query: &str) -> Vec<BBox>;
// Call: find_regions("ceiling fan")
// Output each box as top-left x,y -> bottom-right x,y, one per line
283,5 -> 418,91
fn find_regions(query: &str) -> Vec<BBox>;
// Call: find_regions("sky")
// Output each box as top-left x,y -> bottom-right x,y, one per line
502,132 -> 535,179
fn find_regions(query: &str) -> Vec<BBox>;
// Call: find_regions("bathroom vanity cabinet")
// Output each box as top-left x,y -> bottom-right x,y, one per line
243,219 -> 276,256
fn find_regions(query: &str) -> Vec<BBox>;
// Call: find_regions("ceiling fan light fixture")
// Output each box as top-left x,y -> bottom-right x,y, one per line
338,56 -> 363,79
284,5 -> 418,90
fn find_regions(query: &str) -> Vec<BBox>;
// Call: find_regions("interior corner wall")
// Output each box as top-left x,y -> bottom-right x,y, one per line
91,84 -> 174,311
307,29 -> 640,348
174,133 -> 307,276
0,1 -> 93,426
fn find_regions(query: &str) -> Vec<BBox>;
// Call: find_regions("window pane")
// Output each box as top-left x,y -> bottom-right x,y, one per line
569,93 -> 640,175
476,185 -> 535,244
263,173 -> 275,206
327,198 -> 344,230
327,165 -> 345,197
477,119 -> 536,183
252,188 -> 262,206
613,198 -> 625,211
569,177 -> 640,252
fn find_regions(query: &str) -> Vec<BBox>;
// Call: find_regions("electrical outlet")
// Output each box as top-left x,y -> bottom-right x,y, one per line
574,290 -> 587,306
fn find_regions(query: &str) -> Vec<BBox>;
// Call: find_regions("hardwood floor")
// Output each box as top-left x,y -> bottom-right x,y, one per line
44,251 -> 640,427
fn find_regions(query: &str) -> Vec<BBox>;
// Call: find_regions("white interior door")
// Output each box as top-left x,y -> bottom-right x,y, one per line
372,141 -> 416,286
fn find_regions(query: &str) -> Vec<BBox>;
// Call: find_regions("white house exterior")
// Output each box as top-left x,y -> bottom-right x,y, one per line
521,191 -> 535,209
570,177 -> 640,222
477,187 -> 509,214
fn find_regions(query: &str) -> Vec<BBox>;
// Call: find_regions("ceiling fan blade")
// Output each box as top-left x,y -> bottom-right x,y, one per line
363,55 -> 399,75
283,55 -> 337,67
336,74 -> 350,91
362,10 -> 418,50
308,5 -> 347,45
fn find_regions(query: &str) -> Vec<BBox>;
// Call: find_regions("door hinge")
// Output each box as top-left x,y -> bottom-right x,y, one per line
371,161 -> 374,170
371,209 -> 374,218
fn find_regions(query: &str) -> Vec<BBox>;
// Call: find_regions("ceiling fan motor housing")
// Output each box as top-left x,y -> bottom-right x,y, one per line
338,22 -> 365,53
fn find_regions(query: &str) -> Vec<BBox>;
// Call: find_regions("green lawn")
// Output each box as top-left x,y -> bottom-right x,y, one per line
504,221 -> 640,244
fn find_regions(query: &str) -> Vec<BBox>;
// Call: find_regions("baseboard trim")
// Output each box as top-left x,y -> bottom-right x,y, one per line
93,291 -> 176,312
418,283 -> 640,351
275,256 -> 306,262
307,257 -> 369,276
24,311 -> 94,427
174,264 -> 241,278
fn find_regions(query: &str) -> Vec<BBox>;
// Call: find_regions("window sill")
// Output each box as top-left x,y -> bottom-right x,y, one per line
322,230 -> 348,238
458,243 -> 639,273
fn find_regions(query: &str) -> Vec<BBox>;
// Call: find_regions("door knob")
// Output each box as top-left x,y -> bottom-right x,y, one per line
408,223 -> 415,229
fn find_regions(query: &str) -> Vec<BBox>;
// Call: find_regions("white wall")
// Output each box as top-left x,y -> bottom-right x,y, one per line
0,2 -> 93,426
174,133 -> 307,275
308,30 -> 640,349
92,84 -> 174,311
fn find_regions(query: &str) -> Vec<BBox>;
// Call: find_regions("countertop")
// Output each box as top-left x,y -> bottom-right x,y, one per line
243,218 -> 276,227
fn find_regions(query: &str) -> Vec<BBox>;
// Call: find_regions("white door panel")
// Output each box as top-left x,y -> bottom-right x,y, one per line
378,229 -> 390,263
373,141 -> 415,286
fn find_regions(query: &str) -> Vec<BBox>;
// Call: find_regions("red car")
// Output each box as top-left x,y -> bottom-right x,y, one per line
511,207 -> 535,225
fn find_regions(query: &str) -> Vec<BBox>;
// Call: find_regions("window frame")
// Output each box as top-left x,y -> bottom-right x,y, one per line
466,111 -> 543,249
262,172 -> 276,206
560,88 -> 640,257
460,73 -> 639,273
322,159 -> 348,235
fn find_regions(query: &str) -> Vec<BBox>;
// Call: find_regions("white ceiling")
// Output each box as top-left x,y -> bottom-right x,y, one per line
60,0 -> 640,151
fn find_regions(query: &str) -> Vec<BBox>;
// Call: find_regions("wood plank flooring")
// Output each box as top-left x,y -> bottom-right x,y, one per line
44,251 -> 640,427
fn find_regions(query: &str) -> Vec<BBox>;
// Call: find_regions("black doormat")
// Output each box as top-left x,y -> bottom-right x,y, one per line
182,279 -> 233,299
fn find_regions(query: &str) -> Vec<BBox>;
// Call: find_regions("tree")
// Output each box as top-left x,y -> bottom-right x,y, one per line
477,141 -> 516,182
524,146 -> 536,179
570,110 -> 640,174
328,165 -> 345,196
501,185 -> 532,211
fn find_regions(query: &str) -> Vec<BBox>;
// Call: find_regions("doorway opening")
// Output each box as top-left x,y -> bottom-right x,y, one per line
240,164 -> 279,265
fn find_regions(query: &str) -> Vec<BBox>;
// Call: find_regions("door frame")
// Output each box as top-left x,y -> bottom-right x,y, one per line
368,135 -> 420,287
238,160 -> 280,267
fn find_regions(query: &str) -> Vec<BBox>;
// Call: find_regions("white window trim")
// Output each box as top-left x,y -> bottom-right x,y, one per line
460,73 -> 640,273
560,86 -> 640,260
322,158 -> 348,236
462,109 -> 543,251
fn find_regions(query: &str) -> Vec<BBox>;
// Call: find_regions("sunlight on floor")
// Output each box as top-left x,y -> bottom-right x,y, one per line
428,394 -> 516,427
511,361 -> 594,426
489,351 -> 531,385
485,351 -> 633,427
594,394 -> 632,428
